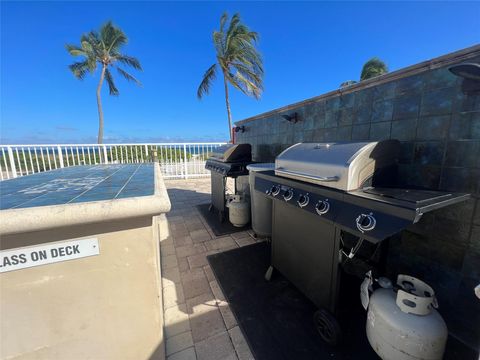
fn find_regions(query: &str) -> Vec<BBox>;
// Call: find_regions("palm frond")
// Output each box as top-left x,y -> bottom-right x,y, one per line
197,64 -> 217,99
104,68 -> 119,95
226,13 -> 241,40
223,71 -> 244,93
65,44 -> 86,57
102,22 -> 128,52
116,66 -> 141,86
234,70 -> 262,99
219,12 -> 228,34
114,54 -> 142,70
213,31 -> 225,57
232,63 -> 262,85
68,61 -> 91,80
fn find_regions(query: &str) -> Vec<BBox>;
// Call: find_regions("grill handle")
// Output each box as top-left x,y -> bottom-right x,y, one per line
276,168 -> 339,182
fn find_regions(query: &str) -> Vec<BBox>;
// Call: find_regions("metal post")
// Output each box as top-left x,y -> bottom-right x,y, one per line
183,144 -> 188,179
103,145 -> 108,164
57,146 -> 64,168
7,146 -> 17,178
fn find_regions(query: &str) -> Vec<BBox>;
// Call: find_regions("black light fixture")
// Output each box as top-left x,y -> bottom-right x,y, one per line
449,63 -> 480,80
448,62 -> 480,94
234,126 -> 245,133
282,112 -> 300,124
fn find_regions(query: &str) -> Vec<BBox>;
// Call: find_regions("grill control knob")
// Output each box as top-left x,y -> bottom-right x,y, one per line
356,213 -> 376,233
315,200 -> 330,215
297,193 -> 310,208
283,188 -> 294,202
271,185 -> 281,196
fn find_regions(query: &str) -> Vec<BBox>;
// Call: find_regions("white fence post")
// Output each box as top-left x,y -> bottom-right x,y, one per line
103,146 -> 108,164
7,146 -> 17,178
57,146 -> 64,168
183,144 -> 188,179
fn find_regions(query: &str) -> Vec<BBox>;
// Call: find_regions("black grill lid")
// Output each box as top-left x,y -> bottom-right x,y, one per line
209,144 -> 252,163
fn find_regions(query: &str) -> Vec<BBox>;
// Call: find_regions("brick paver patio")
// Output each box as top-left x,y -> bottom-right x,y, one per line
162,178 -> 259,360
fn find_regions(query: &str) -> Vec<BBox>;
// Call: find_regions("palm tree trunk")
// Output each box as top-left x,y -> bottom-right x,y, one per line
223,74 -> 233,143
96,64 -> 106,144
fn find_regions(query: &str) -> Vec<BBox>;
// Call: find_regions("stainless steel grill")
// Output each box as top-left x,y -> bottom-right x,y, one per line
275,140 -> 400,191
254,140 -> 470,346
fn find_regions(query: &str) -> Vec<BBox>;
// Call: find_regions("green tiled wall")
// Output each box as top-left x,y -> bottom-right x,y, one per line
236,56 -> 480,349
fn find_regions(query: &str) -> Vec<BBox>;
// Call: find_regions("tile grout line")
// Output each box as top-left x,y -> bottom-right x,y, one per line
67,165 -> 126,203
114,163 -> 143,199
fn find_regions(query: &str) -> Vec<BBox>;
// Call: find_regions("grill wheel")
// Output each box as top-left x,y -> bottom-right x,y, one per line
313,308 -> 342,346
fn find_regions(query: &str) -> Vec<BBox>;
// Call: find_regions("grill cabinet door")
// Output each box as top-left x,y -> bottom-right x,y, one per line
211,172 -> 226,212
272,200 -> 337,312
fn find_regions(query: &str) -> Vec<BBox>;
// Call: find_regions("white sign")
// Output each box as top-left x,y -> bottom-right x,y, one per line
0,238 -> 100,273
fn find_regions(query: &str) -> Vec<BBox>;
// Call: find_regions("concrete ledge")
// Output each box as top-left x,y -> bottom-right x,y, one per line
0,163 -> 171,236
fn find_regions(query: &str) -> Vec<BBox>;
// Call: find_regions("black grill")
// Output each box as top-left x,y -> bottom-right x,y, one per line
205,144 -> 254,222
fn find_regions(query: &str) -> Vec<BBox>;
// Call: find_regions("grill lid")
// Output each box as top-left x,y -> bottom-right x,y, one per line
275,140 -> 400,191
209,144 -> 252,163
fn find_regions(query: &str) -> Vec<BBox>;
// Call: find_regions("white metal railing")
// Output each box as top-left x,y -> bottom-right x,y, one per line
0,143 -> 226,180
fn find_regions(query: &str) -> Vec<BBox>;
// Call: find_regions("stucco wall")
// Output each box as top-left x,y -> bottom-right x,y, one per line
235,45 -> 480,350
0,217 -> 165,360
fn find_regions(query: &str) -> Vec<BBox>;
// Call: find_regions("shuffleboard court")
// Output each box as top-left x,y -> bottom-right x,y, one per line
0,164 -> 154,210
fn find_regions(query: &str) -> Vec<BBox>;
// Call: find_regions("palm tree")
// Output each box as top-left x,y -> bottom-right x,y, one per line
340,57 -> 388,88
197,13 -> 264,142
360,57 -> 388,81
66,21 -> 142,144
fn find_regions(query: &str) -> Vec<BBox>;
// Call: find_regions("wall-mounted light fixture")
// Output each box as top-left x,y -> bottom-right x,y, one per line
282,112 -> 300,124
448,62 -> 480,94
234,126 -> 246,133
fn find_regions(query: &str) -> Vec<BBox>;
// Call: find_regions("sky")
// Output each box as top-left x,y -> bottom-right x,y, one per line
1,1 -> 479,144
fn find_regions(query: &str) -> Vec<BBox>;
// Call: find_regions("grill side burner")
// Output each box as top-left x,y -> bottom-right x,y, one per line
205,144 -> 253,222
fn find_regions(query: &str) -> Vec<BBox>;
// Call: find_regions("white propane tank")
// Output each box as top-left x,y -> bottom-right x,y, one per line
226,194 -> 250,227
364,274 -> 448,360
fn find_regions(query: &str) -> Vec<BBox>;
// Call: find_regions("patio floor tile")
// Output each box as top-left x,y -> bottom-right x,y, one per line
195,331 -> 236,360
189,229 -> 212,243
176,244 -> 206,259
166,331 -> 194,357
204,236 -> 237,251
181,268 -> 211,300
187,253 -> 209,269
165,304 -> 190,338
164,284 -> 185,309
163,266 -> 181,287
162,254 -> 179,270
187,294 -> 226,343
162,178 -> 259,360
